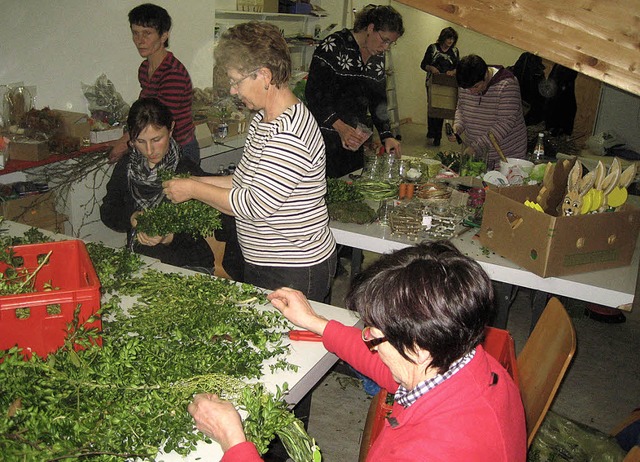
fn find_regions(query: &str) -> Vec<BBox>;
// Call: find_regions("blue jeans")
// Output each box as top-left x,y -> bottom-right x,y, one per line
181,138 -> 200,165
244,250 -> 337,303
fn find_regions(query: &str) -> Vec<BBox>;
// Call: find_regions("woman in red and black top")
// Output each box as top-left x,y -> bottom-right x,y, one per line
108,4 -> 198,165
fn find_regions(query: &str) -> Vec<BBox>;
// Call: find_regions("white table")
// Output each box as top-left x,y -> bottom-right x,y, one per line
2,220 -> 360,461
331,219 -> 639,311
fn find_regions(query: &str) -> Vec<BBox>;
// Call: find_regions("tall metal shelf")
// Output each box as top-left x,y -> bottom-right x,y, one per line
214,10 -> 320,71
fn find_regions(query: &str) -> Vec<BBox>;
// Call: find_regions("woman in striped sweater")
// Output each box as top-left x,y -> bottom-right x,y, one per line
108,4 -> 198,165
162,21 -> 337,304
449,54 -> 528,171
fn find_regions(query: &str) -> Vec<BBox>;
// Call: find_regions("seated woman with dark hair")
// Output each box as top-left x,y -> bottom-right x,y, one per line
188,241 -> 527,461
100,97 -> 242,278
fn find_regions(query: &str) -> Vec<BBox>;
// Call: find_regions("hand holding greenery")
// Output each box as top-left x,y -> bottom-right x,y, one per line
135,172 -> 222,238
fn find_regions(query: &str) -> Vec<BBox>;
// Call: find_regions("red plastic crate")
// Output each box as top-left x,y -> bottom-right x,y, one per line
483,326 -> 519,388
0,240 -> 101,358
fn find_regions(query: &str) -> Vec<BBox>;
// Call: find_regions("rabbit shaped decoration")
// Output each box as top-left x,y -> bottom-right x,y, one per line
580,161 -> 607,213
561,160 -> 597,216
536,157 -> 577,215
606,160 -> 637,209
595,157 -> 622,213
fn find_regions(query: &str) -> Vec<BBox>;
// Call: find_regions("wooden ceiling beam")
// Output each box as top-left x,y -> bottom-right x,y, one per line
396,0 -> 640,96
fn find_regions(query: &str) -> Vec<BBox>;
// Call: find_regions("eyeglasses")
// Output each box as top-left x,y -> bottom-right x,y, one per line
362,326 -> 388,351
229,69 -> 260,89
376,30 -> 396,48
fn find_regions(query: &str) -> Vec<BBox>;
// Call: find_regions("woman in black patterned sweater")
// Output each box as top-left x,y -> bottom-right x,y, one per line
305,4 -> 404,178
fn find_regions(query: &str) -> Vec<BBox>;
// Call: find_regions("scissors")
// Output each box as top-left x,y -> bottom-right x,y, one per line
287,330 -> 323,342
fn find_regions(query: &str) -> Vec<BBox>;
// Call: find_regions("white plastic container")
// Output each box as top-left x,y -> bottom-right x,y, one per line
499,158 -> 535,184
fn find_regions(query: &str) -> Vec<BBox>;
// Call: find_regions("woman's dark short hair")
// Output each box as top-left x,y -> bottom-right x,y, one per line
345,241 -> 494,374
127,97 -> 173,141
214,21 -> 291,88
437,27 -> 458,47
353,4 -> 404,36
457,54 -> 488,89
129,3 -> 171,47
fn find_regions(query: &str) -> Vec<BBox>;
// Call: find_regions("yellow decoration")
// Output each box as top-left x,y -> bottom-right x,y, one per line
608,187 -> 628,208
584,189 -> 604,213
524,200 -> 544,212
580,192 -> 592,215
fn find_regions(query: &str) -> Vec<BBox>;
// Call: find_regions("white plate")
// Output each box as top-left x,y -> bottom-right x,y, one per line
483,170 -> 509,186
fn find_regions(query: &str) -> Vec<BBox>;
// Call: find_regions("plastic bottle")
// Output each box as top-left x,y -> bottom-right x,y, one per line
533,132 -> 545,161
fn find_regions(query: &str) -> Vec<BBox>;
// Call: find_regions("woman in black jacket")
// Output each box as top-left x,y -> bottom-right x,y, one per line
100,97 -> 224,273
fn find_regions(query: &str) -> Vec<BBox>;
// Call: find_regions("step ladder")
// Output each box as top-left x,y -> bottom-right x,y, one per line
385,49 -> 401,140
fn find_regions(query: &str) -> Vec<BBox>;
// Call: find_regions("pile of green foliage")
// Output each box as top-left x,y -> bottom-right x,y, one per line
135,173 -> 222,238
0,228 -> 320,461
326,178 -> 377,224
0,223 -> 54,297
327,201 -> 377,224
325,178 -> 363,204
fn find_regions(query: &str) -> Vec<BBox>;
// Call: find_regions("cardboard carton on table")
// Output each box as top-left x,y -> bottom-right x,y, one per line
53,110 -> 91,140
8,139 -> 50,162
479,185 -> 640,277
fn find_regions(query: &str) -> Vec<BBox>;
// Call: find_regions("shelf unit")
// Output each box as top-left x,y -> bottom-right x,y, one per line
214,10 -> 320,71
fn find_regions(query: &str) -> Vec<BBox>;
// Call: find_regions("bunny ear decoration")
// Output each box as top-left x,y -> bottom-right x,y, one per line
597,157 -> 623,212
580,169 -> 598,194
566,160 -> 583,193
606,160 -> 637,209
602,157 -> 622,195
535,162 -> 555,212
593,161 -> 606,190
581,161 -> 606,213
619,163 -> 637,189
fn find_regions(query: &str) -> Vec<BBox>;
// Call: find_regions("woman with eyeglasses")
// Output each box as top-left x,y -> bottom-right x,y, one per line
187,241 -> 526,461
164,21 -> 336,304
170,21 -> 336,462
305,4 -> 404,178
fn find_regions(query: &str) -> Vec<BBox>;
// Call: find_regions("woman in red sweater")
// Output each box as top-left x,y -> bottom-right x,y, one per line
189,241 -> 527,461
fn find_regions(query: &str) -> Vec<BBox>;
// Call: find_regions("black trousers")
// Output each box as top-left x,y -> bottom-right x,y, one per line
427,116 -> 445,140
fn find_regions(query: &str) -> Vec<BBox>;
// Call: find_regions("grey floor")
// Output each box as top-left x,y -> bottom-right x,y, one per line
305,123 -> 640,461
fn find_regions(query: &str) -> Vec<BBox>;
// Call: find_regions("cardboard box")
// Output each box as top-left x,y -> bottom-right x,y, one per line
478,185 -> 640,277
53,110 -> 91,139
1,191 -> 57,223
27,212 -> 67,233
8,139 -> 50,162
428,74 -> 457,119
90,127 -> 123,144
263,0 -> 279,12
195,122 -> 213,148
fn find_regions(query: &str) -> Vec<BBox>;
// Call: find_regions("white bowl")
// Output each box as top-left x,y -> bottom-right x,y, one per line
499,158 -> 535,176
